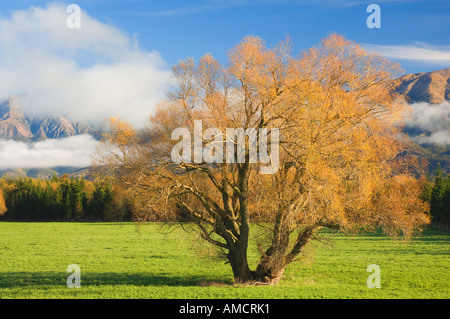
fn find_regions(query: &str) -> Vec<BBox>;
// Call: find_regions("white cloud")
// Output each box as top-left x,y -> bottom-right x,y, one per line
412,130 -> 450,146
0,2 -> 171,127
363,43 -> 450,64
404,101 -> 450,146
405,101 -> 450,130
0,134 -> 97,169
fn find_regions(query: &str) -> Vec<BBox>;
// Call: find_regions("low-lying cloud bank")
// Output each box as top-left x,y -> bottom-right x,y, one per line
404,101 -> 450,146
0,134 -> 97,169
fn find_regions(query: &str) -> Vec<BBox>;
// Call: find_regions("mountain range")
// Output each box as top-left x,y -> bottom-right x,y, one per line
0,96 -> 98,140
0,96 -> 100,179
1,67 -> 449,178
393,68 -> 450,173
0,166 -> 92,180
395,68 -> 450,104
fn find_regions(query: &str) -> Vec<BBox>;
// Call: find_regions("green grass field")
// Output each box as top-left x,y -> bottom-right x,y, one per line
0,222 -> 449,299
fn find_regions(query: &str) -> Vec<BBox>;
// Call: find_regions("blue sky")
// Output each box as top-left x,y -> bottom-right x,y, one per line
0,0 -> 448,128
0,0 -> 449,73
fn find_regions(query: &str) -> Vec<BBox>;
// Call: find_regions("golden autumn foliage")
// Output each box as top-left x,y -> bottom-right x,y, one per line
95,34 -> 431,284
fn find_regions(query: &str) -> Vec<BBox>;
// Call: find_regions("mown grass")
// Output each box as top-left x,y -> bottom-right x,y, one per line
0,222 -> 448,299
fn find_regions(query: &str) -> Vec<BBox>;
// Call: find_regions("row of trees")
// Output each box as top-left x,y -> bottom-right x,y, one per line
0,176 -> 134,221
0,168 -> 447,223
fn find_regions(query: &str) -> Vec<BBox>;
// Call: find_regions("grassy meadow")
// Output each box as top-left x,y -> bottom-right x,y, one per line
0,222 -> 448,299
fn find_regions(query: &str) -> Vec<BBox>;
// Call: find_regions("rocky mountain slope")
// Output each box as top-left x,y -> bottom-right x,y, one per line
0,96 -> 97,139
395,67 -> 450,104
393,68 -> 450,173
0,97 -> 34,139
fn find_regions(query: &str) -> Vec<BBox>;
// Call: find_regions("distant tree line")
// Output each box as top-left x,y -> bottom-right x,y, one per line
0,175 -> 136,221
0,168 -> 448,224
422,164 -> 450,226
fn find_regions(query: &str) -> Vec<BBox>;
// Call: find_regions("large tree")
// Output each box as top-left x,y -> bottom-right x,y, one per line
94,34 -> 430,284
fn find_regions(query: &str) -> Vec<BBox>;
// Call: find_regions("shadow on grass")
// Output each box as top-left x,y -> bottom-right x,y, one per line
0,272 -> 232,289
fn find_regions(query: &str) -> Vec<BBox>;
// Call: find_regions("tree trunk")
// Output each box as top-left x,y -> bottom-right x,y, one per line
253,252 -> 287,285
227,247 -> 254,283
253,226 -> 317,285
